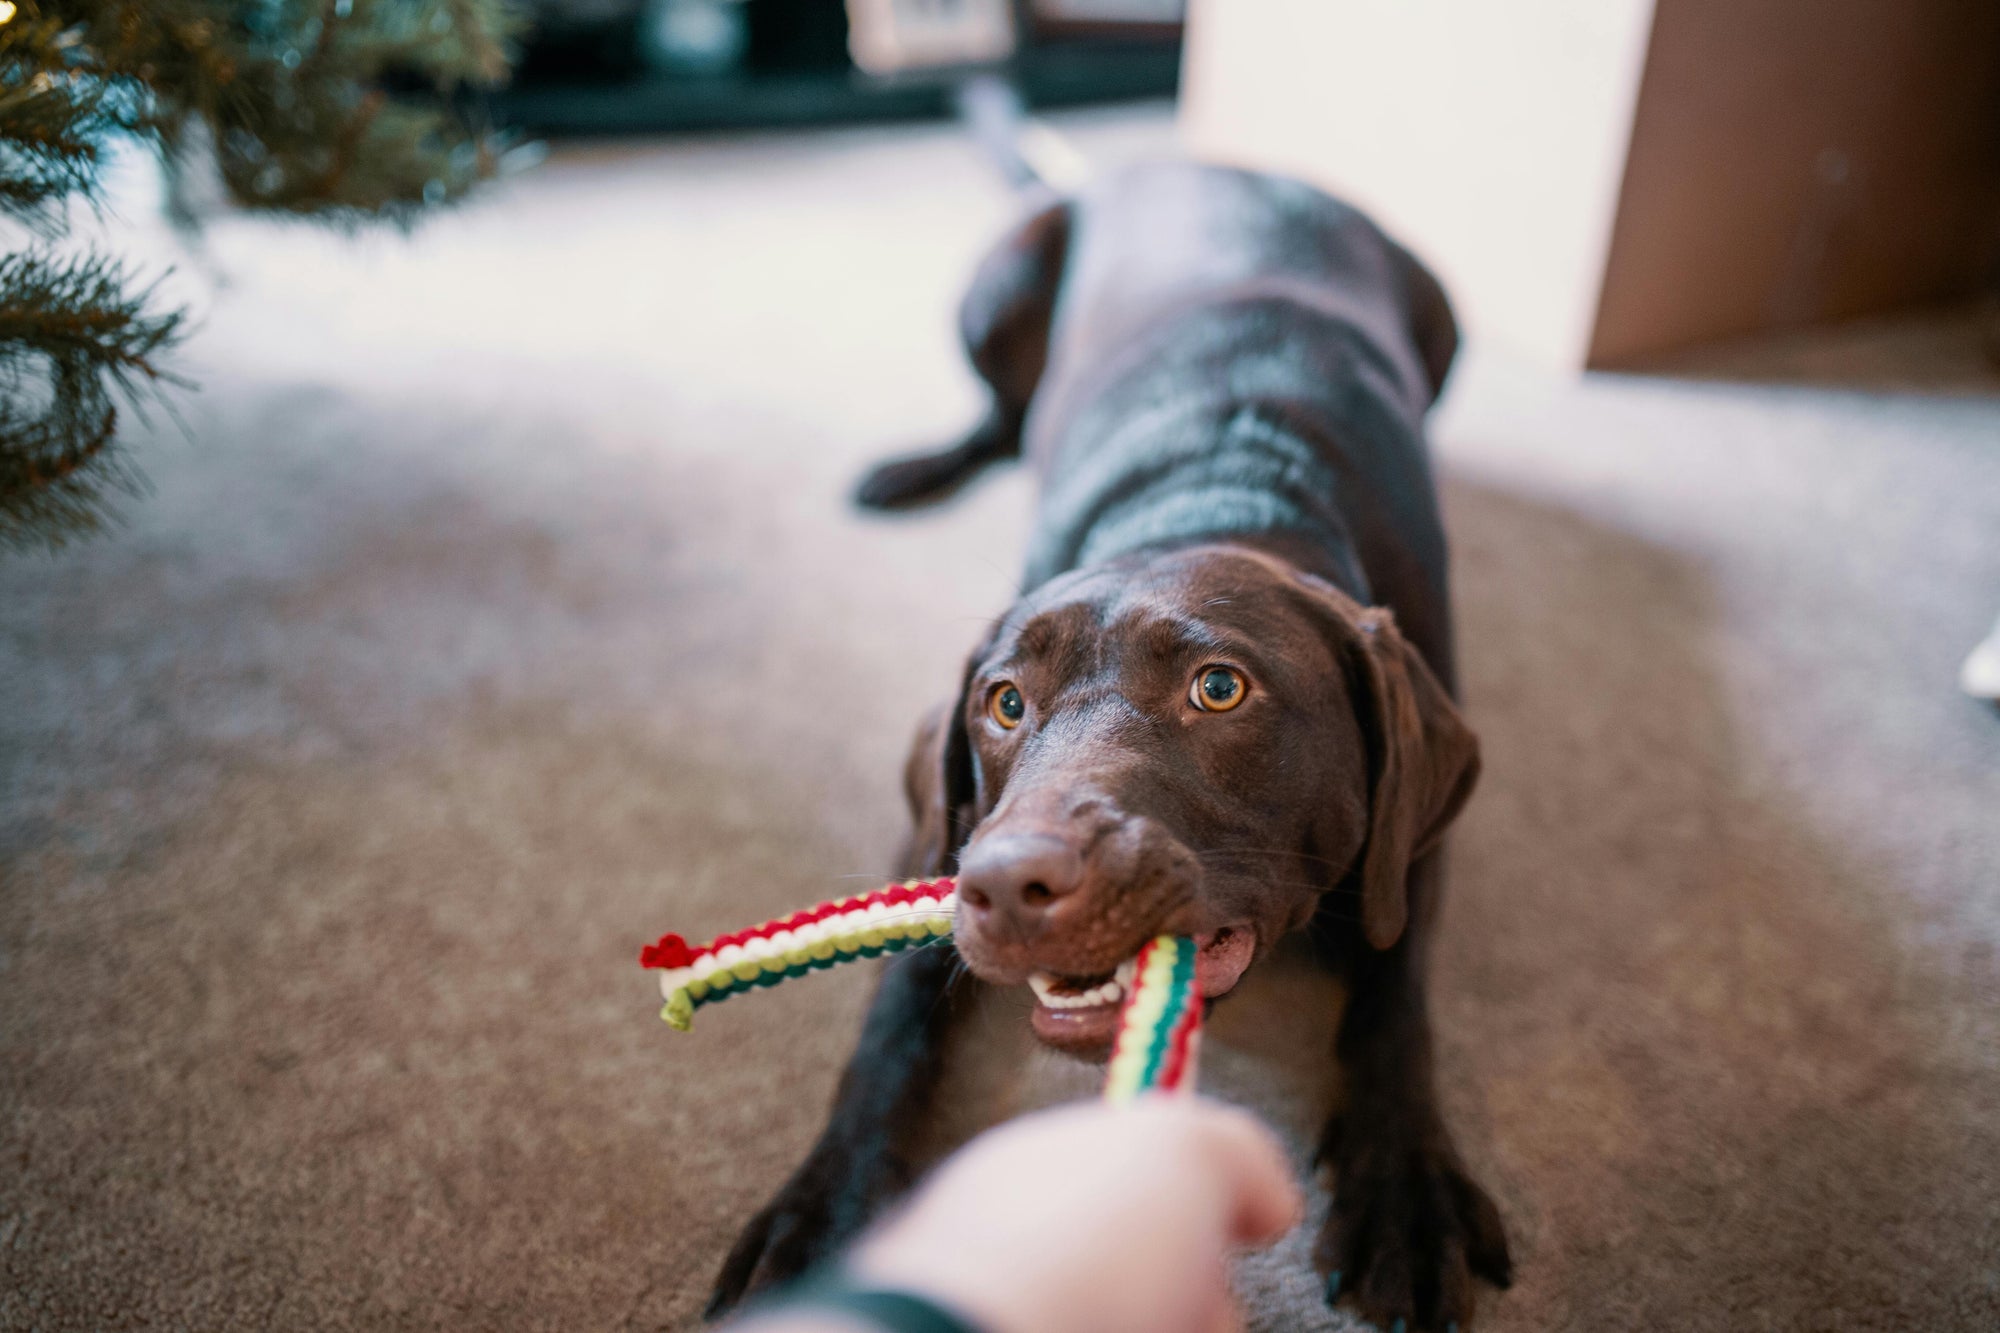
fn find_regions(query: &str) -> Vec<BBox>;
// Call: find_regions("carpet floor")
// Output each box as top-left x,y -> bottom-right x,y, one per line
4,109 -> 1997,1332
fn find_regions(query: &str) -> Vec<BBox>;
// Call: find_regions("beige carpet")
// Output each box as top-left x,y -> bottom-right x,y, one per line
4,109 -> 1998,1332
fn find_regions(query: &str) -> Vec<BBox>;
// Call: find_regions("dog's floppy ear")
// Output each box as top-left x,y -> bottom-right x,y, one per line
895,640 -> 991,879
1343,606 -> 1481,949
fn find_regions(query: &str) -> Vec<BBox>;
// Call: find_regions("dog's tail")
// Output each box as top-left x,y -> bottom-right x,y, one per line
953,74 -> 1091,195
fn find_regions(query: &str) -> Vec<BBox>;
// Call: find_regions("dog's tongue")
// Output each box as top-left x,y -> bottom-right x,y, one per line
1194,927 -> 1256,999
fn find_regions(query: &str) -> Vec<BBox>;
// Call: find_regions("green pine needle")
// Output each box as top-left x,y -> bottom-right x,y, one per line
0,0 -> 525,551
0,250 -> 188,552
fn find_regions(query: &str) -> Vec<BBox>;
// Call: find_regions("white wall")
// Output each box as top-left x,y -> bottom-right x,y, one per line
1180,0 -> 1658,369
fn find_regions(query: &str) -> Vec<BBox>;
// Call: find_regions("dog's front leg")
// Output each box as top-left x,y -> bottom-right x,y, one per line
1314,857 -> 1512,1332
705,942 -> 975,1318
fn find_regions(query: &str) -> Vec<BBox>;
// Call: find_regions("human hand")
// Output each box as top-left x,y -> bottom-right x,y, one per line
846,1096 -> 1301,1333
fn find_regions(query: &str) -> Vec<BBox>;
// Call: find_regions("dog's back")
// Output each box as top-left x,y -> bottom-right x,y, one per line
852,160 -> 1461,676
1041,163 -> 1451,411
1023,163 -> 1461,678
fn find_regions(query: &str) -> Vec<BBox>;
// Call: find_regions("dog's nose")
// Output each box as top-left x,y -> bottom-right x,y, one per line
956,832 -> 1084,939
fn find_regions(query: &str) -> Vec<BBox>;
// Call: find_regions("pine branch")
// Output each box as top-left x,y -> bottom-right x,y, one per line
0,0 -> 524,551
28,0 -> 529,220
0,250 -> 188,552
0,12 -> 134,226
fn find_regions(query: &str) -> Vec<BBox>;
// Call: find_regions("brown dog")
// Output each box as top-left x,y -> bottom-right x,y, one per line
709,163 -> 1511,1331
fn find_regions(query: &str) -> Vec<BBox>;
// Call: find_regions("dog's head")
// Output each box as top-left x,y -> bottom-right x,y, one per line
900,544 -> 1479,1055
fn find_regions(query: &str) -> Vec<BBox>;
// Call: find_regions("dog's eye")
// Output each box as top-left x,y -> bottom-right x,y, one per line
988,682 -> 1026,729
1190,666 -> 1247,712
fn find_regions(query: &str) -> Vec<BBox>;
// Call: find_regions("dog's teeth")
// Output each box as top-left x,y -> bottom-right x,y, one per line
1115,958 -> 1138,989
1029,970 -> 1129,1010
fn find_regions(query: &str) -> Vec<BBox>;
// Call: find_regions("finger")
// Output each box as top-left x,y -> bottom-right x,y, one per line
1182,1102 -> 1303,1246
1198,1275 -> 1245,1333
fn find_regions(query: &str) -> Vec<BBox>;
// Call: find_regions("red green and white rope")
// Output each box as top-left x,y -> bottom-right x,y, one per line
639,880 -> 958,1032
639,877 -> 1202,1098
1101,935 -> 1202,1103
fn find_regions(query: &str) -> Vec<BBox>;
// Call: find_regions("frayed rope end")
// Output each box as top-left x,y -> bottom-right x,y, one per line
641,934 -> 697,970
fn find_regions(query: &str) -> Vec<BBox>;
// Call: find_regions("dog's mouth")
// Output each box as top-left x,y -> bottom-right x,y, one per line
1026,925 -> 1257,1054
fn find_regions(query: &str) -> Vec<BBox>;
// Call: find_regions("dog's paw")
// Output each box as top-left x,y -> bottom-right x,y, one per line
1314,1143 -> 1511,1332
704,1177 -> 844,1320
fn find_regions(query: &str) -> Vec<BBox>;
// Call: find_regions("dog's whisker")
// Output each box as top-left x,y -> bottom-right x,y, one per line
1198,844 -> 1356,871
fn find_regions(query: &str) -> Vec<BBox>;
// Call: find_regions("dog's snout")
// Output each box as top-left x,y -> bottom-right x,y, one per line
956,832 -> 1083,938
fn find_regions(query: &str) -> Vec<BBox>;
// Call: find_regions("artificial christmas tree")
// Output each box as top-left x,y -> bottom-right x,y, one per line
0,0 -> 519,551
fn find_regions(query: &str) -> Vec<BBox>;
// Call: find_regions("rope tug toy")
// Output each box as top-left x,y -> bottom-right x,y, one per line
639,878 -> 1203,1100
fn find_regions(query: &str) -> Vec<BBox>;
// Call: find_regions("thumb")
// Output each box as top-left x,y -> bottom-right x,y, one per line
1199,1279 -> 1245,1333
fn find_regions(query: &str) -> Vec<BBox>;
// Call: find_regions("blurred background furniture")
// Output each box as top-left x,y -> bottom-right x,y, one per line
496,0 -> 1184,133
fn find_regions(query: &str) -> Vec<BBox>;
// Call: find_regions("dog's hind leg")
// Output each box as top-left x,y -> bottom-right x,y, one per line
853,200 -> 1070,510
852,406 -> 1022,511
